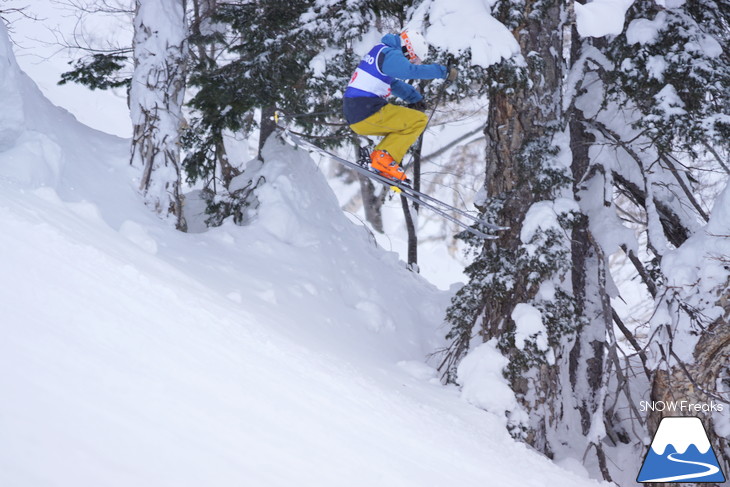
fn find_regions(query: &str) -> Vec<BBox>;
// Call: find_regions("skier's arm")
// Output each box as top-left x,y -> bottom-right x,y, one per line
390,80 -> 423,104
380,49 -> 447,80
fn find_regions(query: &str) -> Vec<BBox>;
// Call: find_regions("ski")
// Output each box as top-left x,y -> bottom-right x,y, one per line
353,146 -> 509,232
389,168 -> 507,232
280,129 -> 507,240
291,131 -> 505,231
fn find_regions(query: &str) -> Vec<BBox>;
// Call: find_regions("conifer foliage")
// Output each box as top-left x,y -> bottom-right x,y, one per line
185,0 -> 319,183
604,0 -> 730,154
59,53 -> 131,90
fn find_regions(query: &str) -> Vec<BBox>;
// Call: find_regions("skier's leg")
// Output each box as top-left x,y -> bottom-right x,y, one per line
349,104 -> 428,162
371,105 -> 427,163
349,109 -> 391,138
349,104 -> 426,181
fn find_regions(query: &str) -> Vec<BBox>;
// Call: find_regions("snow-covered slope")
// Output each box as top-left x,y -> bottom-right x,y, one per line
0,22 -> 603,487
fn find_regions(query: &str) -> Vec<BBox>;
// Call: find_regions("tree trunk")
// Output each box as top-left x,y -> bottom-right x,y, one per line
403,136 -> 423,269
474,0 -> 609,459
258,105 -> 277,160
479,0 -> 567,455
568,21 -> 611,452
191,0 -> 239,189
215,132 -> 240,188
130,0 -> 188,231
358,175 -> 384,233
401,196 -> 418,270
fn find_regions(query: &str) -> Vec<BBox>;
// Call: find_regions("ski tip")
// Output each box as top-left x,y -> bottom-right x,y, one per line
477,223 -> 510,232
475,234 -> 500,240
459,228 -> 500,240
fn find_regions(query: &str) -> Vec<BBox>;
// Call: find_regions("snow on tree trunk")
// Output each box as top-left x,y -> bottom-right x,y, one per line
130,0 -> 188,231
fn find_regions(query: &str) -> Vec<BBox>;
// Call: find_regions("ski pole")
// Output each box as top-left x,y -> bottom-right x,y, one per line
425,62 -> 453,129
402,63 -> 453,178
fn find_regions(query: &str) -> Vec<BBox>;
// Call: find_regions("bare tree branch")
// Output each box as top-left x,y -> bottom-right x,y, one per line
702,140 -> 730,175
612,307 -> 651,379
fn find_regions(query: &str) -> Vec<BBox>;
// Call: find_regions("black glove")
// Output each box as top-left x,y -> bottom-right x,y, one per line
407,100 -> 428,112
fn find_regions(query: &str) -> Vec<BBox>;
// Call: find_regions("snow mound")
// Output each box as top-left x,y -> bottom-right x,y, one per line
457,341 -> 522,421
0,22 -> 25,149
204,137 -> 452,362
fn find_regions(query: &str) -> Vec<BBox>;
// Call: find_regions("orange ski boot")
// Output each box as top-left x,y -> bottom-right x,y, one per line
370,150 -> 408,182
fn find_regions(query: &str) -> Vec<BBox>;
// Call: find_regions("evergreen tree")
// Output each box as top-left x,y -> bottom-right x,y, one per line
184,0 -> 331,226
59,53 -> 131,90
185,0 -> 330,177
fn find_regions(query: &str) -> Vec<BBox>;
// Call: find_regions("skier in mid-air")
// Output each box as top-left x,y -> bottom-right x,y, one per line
343,29 -> 458,183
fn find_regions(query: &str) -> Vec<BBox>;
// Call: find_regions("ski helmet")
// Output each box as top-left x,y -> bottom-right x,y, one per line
400,29 -> 428,62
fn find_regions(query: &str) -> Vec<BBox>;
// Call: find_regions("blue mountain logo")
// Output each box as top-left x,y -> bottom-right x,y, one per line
637,416 -> 726,483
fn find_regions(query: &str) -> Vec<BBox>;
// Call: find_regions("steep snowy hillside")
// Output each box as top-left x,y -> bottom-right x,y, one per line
0,22 -> 604,487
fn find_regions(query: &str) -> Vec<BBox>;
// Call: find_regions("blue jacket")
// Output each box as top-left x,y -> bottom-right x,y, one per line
343,34 -> 447,124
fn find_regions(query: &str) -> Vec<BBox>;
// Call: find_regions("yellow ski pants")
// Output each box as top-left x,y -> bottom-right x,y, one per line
349,104 -> 428,163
